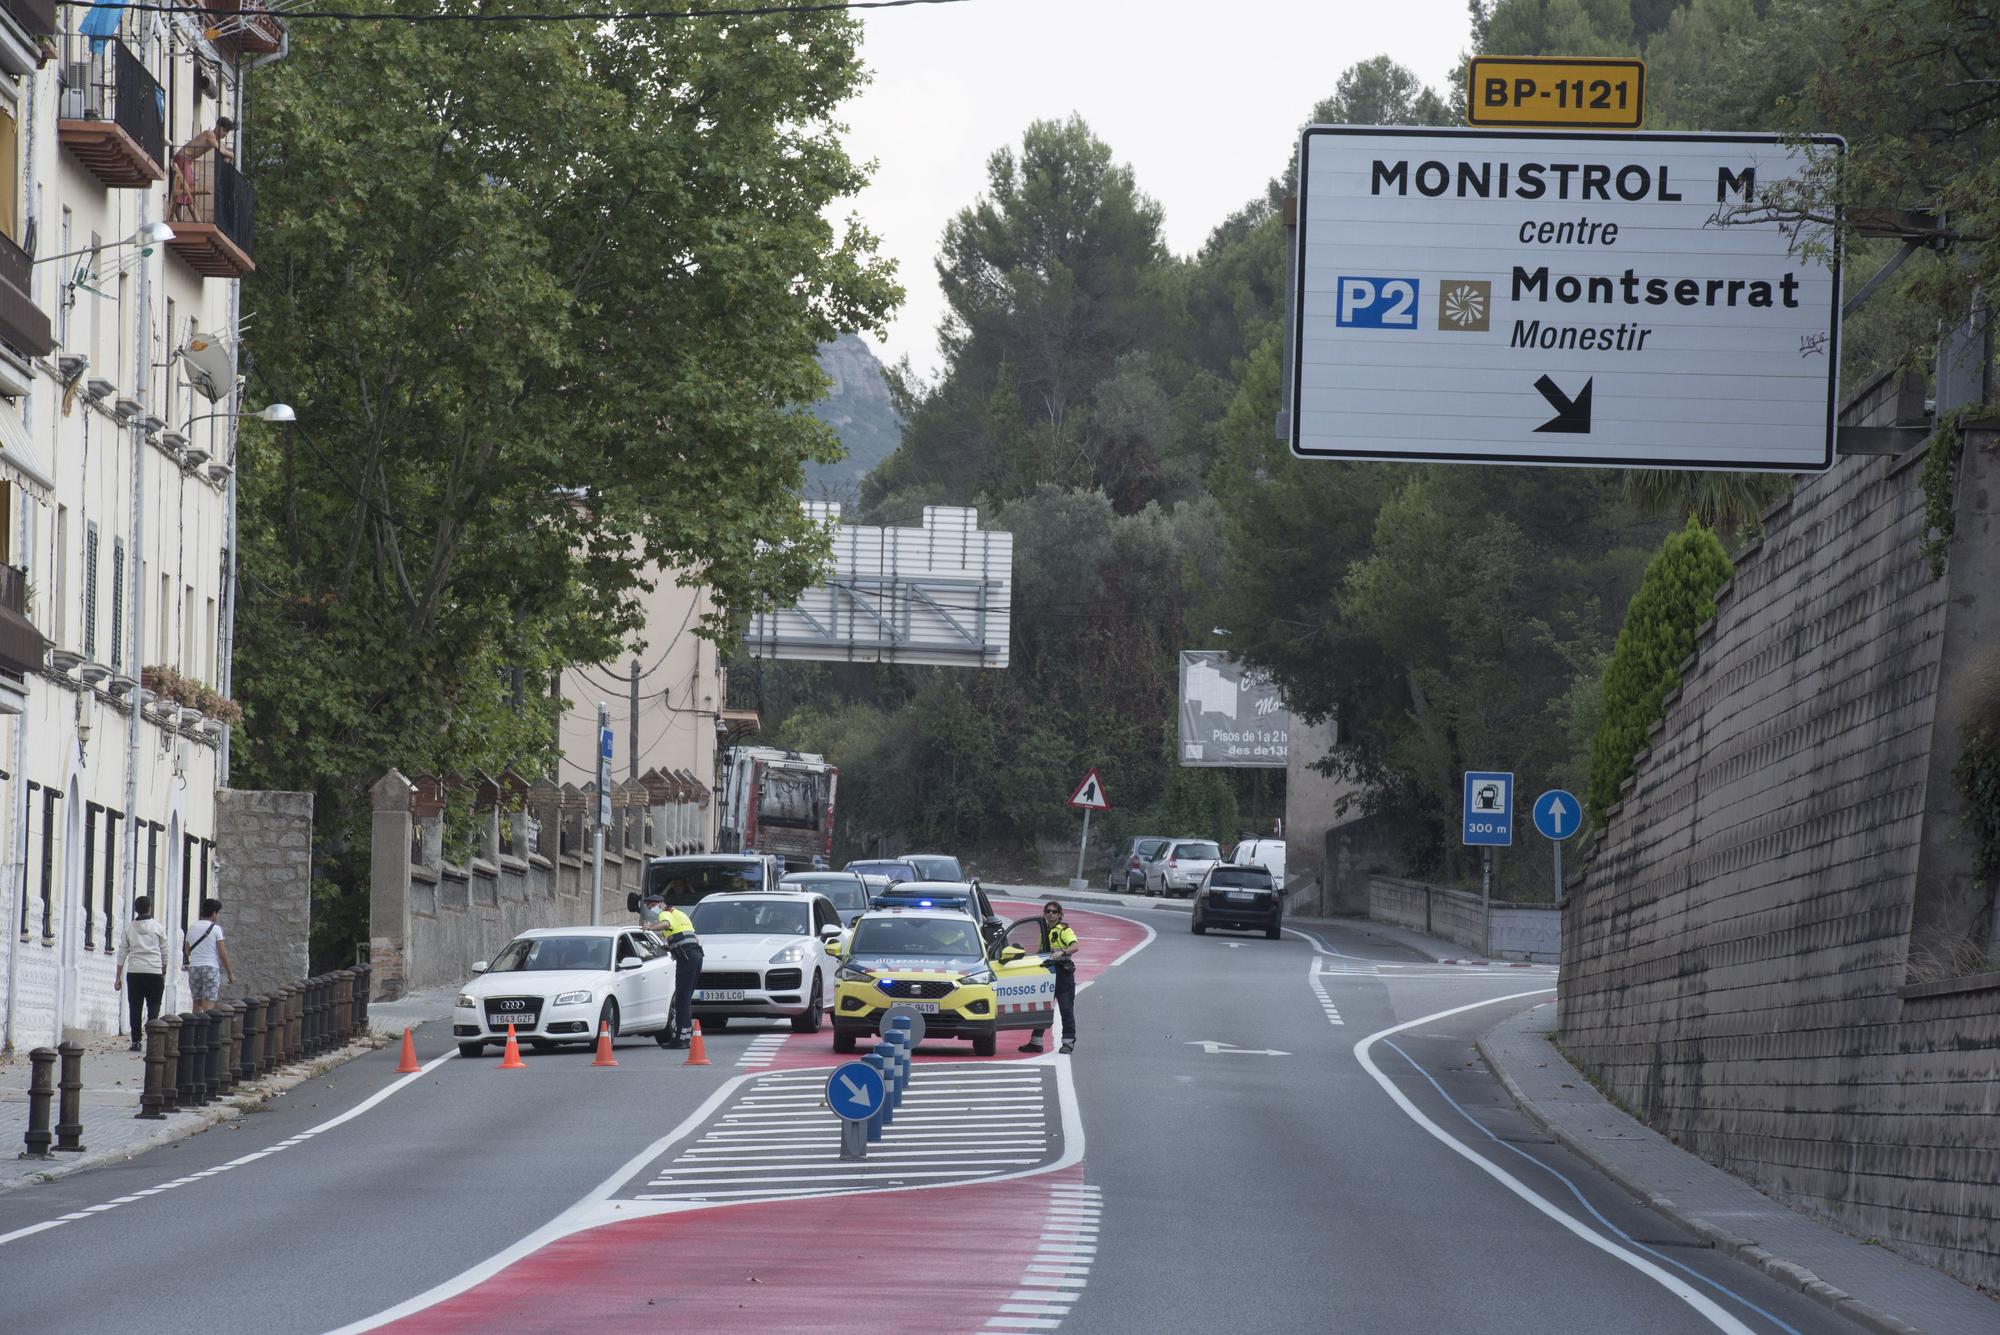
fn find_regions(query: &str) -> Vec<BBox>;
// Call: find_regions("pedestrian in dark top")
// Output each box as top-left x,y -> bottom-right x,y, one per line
1020,901 -> 1079,1055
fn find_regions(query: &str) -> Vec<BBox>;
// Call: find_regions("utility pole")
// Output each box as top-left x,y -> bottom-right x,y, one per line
628,659 -> 640,782
592,702 -> 610,925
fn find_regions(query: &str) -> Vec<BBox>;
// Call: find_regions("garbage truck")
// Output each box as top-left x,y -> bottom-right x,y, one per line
714,746 -> 838,871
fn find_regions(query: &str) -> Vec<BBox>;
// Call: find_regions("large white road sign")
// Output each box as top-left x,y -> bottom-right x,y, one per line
1290,128 -> 1844,471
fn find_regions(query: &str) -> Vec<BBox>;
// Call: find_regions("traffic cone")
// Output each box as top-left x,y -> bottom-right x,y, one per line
683,1019 -> 710,1067
497,1024 -> 527,1069
396,1027 -> 420,1074
592,1021 -> 618,1067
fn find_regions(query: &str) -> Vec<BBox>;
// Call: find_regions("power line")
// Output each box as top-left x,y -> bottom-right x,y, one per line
55,0 -> 972,22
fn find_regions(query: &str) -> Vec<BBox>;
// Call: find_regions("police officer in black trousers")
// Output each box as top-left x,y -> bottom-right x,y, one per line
1020,900 -> 1079,1055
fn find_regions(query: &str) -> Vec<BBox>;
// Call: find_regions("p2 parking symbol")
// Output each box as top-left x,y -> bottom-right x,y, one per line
1336,276 -> 1420,329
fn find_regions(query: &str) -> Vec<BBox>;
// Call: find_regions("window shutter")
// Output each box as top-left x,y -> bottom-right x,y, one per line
82,521 -> 98,661
110,537 -> 125,672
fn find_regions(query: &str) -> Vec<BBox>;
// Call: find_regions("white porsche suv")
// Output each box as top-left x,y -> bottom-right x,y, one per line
687,891 -> 843,1033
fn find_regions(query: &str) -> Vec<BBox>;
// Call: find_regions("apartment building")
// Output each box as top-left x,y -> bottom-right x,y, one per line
0,0 -> 283,1050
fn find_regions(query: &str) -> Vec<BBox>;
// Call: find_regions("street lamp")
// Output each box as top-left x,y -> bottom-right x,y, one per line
33,221 -> 175,264
183,402 -> 295,434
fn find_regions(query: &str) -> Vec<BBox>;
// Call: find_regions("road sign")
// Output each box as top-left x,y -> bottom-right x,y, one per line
1463,771 -> 1514,846
1288,127 -> 1844,472
1532,789 -> 1580,841
1067,769 -> 1109,811
825,1060 -> 887,1122
1179,651 -> 1290,768
1467,56 -> 1645,130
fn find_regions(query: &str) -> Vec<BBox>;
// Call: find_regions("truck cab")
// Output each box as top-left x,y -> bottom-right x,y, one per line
625,853 -> 782,918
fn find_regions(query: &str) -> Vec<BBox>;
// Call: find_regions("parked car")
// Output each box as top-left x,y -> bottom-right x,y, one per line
867,880 -> 1007,953
1191,864 -> 1283,938
453,926 -> 677,1057
1146,839 -> 1223,897
1106,835 -> 1168,892
1230,838 -> 1287,887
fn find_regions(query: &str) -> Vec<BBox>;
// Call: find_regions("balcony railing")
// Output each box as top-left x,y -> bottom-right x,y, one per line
58,37 -> 166,188
0,230 -> 54,359
166,152 -> 255,278
1,0 -> 57,38
201,0 -> 283,57
0,563 -> 49,677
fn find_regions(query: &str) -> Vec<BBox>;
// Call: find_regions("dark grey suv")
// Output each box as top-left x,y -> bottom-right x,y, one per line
1191,865 -> 1283,937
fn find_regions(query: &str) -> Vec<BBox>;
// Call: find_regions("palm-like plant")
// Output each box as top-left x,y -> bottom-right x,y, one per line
1622,469 -> 1795,542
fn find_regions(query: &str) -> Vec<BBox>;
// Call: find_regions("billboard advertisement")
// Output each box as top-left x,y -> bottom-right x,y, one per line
1178,651 -> 1290,768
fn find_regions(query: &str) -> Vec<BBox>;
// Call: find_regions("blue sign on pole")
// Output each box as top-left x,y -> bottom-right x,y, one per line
599,725 -> 614,762
825,1060 -> 887,1122
1462,771 -> 1514,846
1532,789 -> 1581,842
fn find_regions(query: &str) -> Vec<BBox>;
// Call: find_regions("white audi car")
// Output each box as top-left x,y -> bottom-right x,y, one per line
453,925 -> 677,1057
686,891 -> 843,1033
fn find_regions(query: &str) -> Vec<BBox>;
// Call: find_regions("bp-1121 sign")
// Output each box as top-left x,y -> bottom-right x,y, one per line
1288,127 -> 1844,472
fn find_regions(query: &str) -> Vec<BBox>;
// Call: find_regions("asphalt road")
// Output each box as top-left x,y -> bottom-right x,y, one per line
0,897 -> 1859,1334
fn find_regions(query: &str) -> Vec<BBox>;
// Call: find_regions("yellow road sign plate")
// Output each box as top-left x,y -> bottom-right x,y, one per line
1467,56 -> 1644,130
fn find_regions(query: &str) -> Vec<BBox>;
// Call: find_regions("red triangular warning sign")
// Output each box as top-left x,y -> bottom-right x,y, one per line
1067,768 -> 1110,811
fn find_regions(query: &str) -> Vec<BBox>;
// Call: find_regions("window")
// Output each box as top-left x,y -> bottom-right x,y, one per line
115,271 -> 127,389
109,537 -> 124,671
82,521 -> 98,661
102,808 -> 120,948
181,583 -> 193,675
179,831 -> 193,933
0,483 -> 10,567
55,208 -> 70,345
0,98 -> 17,244
162,298 -> 174,406
204,596 -> 216,681
39,785 -> 59,941
53,505 -> 67,646
157,571 -> 169,663
81,804 -> 98,949
17,779 -> 34,936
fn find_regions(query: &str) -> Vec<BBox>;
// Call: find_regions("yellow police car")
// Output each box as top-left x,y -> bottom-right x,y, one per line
830,907 -> 1054,1057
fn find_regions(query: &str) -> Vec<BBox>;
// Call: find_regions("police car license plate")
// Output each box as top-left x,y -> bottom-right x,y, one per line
696,990 -> 746,1001
907,1002 -> 941,1014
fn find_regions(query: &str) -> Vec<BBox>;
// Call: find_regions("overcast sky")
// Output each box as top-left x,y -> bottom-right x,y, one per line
839,0 -> 1474,378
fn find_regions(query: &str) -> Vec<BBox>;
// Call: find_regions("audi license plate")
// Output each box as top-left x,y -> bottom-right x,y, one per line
906,1001 -> 941,1014
696,989 -> 746,1001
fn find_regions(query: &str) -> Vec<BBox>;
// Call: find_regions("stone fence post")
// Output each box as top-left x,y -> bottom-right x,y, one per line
369,770 -> 415,1001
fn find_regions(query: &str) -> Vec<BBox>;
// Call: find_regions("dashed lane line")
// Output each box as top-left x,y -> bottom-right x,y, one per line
1308,957 -> 1345,1027
735,1032 -> 790,1068
987,1181 -> 1102,1331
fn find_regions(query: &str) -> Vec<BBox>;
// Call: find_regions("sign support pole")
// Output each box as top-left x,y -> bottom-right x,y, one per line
1481,849 -> 1492,957
1553,839 -> 1564,909
591,702 -> 608,926
1075,808 -> 1092,886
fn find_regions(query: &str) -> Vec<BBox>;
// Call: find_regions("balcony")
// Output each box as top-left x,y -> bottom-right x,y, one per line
0,0 -> 56,79
58,38 -> 166,189
0,564 -> 47,711
0,230 -> 53,361
201,0 -> 283,57
166,153 -> 254,278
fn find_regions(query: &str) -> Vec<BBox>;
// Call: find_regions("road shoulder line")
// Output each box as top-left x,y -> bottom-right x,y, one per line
1478,1004 -> 1990,1335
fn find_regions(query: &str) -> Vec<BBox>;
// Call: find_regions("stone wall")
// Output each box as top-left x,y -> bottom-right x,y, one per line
1284,715 -> 1371,913
1369,876 -> 1485,954
1560,416 -> 2000,1291
213,789 -> 313,1000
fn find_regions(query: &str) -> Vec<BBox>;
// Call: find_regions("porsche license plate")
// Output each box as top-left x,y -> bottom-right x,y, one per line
696,989 -> 746,1001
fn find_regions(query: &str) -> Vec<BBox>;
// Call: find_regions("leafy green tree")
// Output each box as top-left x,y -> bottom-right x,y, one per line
1481,0 -> 1636,55
1586,518 -> 1736,826
239,4 -> 897,962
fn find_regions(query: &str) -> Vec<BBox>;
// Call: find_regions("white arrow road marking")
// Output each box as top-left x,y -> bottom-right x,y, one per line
1186,1040 -> 1290,1056
1355,993 -> 1754,1335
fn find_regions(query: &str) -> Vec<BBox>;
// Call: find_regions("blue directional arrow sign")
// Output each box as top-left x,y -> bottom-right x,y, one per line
1533,789 -> 1580,842
825,1060 -> 887,1122
1462,771 -> 1514,846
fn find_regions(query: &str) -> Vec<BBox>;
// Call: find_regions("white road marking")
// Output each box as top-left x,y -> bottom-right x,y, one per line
0,1047 -> 459,1250
1354,992 -> 1755,1335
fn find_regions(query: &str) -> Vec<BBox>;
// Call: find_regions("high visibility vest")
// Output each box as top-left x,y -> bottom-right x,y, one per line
654,907 -> 698,951
1041,922 -> 1078,968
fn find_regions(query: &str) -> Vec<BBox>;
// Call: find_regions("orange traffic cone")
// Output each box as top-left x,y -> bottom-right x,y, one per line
396,1027 -> 421,1074
592,1021 -> 618,1067
497,1023 -> 527,1069
683,1019 -> 710,1067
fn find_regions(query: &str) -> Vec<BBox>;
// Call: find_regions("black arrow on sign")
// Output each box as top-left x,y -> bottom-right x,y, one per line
1532,375 -> 1593,433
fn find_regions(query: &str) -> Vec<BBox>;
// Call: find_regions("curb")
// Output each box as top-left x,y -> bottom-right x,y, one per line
1,1033 -> 387,1196
1475,1020 -> 1924,1335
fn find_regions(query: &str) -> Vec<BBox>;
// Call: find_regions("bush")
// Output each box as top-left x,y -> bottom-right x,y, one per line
1586,518 -> 1734,827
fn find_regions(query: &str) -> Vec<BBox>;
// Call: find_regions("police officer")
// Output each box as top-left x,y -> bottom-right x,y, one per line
1019,900 -> 1079,1055
649,898 -> 703,1048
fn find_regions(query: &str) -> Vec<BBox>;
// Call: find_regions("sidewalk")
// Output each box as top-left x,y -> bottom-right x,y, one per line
1480,1003 -> 1999,1335
0,1026 -> 387,1194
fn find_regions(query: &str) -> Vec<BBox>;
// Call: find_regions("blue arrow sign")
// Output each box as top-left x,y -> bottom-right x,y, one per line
1462,771 -> 1514,847
825,1060 -> 887,1122
1532,789 -> 1580,841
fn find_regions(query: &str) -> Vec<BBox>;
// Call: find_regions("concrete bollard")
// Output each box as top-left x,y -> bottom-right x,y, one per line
303,977 -> 320,1055
189,1011 -> 212,1106
333,970 -> 354,1046
286,984 -> 304,1064
262,994 -> 281,1074
161,1014 -> 183,1113
352,963 -> 371,1030
238,997 -> 261,1084
217,1005 -> 240,1097
54,1041 -> 86,1152
138,1019 -> 170,1120
175,1012 -> 199,1106
20,1047 -> 56,1158
862,1052 -> 891,1143
872,1043 -> 904,1126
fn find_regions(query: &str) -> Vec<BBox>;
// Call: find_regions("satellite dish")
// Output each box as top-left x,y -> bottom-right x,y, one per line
181,332 -> 236,403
